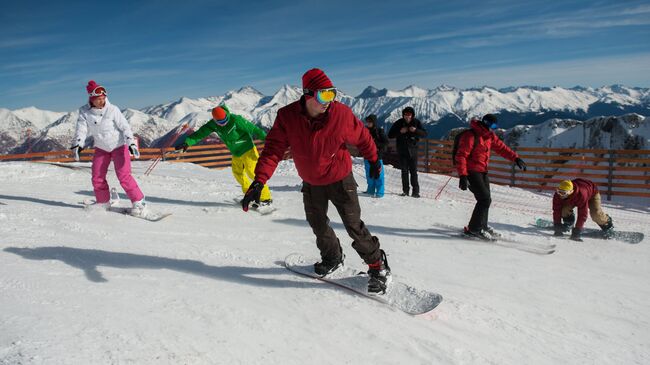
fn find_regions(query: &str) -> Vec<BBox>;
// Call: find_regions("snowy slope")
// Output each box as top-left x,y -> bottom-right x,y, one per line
0,160 -> 648,364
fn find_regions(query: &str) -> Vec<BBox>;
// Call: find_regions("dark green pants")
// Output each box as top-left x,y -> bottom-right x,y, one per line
301,173 -> 381,264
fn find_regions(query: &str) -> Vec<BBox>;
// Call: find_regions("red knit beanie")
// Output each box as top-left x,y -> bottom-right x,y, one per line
302,68 -> 333,91
86,80 -> 101,94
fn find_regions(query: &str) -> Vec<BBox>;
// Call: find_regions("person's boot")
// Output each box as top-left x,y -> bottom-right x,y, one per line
562,213 -> 575,233
131,200 -> 147,217
484,225 -> 501,238
463,226 -> 494,241
367,250 -> 391,295
314,253 -> 344,276
599,216 -> 614,238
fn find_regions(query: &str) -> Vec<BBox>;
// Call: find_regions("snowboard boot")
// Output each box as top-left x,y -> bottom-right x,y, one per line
562,213 -> 575,233
367,249 -> 392,295
131,200 -> 148,217
259,199 -> 273,207
484,225 -> 502,238
463,226 -> 494,241
599,216 -> 614,239
314,253 -> 345,277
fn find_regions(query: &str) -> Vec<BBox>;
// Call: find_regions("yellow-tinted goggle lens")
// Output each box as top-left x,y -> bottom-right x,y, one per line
316,88 -> 336,103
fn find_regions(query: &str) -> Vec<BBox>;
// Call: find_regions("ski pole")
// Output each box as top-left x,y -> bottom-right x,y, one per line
434,175 -> 453,200
144,123 -> 189,176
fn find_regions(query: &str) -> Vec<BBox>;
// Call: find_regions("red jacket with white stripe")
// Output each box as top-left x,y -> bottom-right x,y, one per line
254,97 -> 378,186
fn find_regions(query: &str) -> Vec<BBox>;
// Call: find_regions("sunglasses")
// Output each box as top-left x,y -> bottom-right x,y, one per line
304,87 -> 337,104
556,189 -> 573,197
89,86 -> 107,97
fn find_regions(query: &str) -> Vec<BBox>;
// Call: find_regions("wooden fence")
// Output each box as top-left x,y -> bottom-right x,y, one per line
0,141 -> 266,170
407,140 -> 650,200
2,140 -> 649,199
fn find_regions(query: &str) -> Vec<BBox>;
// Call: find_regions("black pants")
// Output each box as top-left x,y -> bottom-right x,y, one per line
301,173 -> 381,264
399,154 -> 419,195
467,171 -> 491,231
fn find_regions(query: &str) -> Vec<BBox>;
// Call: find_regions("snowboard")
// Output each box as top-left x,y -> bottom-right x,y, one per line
81,199 -> 172,222
232,198 -> 276,215
534,218 -> 643,244
430,223 -> 556,255
284,253 -> 443,316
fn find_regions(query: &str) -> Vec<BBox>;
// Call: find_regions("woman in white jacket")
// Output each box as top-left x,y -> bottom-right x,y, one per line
71,80 -> 147,216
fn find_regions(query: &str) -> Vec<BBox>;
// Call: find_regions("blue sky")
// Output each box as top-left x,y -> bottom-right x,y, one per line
1,0 -> 650,111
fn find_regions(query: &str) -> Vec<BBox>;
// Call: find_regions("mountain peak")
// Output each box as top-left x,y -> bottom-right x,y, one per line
357,86 -> 388,98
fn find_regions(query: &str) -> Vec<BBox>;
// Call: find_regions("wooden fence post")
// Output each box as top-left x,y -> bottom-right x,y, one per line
510,147 -> 517,186
425,139 -> 430,173
607,149 -> 615,201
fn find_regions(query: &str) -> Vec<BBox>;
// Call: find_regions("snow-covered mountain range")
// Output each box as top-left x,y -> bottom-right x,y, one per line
1,85 -> 649,154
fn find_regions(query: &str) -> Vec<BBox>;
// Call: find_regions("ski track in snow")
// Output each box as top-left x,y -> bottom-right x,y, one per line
0,160 -> 649,364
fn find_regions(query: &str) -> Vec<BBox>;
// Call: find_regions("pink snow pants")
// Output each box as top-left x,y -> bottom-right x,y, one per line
91,145 -> 144,203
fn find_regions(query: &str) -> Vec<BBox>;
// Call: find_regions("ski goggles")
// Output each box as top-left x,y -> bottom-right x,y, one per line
304,87 -> 337,104
556,189 -> 573,197
488,122 -> 498,130
215,115 -> 229,126
89,86 -> 107,97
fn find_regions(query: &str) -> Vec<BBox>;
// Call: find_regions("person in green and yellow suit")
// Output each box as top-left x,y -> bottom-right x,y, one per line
175,105 -> 272,205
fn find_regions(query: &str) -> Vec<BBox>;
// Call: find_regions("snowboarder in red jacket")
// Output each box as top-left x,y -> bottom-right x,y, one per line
553,179 -> 614,241
241,68 -> 391,295
455,114 -> 526,240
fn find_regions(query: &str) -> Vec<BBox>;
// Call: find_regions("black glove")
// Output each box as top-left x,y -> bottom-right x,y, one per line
369,160 -> 382,179
242,180 -> 264,212
570,227 -> 583,242
459,175 -> 469,191
553,224 -> 564,237
175,142 -> 189,152
70,145 -> 84,161
515,158 -> 527,171
128,144 -> 140,159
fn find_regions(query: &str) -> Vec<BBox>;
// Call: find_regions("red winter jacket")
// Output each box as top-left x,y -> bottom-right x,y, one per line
552,178 -> 599,229
454,119 -> 519,176
254,97 -> 378,186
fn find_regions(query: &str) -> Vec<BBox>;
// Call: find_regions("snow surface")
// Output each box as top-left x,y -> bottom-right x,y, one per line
1,159 -> 649,364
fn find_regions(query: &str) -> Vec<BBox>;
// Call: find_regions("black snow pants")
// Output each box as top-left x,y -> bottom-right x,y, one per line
301,173 -> 381,265
467,171 -> 491,232
399,153 -> 419,196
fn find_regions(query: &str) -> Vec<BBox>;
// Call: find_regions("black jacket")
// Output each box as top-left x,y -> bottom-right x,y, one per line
367,126 -> 389,160
388,118 -> 427,157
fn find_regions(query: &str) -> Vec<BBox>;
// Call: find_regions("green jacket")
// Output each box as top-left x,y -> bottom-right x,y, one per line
184,105 -> 267,157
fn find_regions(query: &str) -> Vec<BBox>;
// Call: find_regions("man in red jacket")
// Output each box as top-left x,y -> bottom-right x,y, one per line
455,114 -> 526,240
241,68 -> 391,295
552,179 -> 613,241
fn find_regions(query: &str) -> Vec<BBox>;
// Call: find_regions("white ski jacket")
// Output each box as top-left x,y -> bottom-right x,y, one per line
74,99 -> 135,152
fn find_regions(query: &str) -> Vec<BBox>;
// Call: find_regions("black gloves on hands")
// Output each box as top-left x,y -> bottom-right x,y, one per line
70,145 -> 83,162
242,180 -> 264,212
175,142 -> 189,152
553,224 -> 565,237
515,158 -> 527,171
570,227 -> 583,242
459,175 -> 469,191
369,160 -> 382,179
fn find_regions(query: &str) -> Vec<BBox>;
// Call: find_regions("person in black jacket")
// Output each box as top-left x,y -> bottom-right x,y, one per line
363,114 -> 389,198
388,106 -> 427,197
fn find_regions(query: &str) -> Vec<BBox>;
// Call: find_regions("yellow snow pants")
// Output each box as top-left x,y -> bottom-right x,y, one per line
231,147 -> 272,201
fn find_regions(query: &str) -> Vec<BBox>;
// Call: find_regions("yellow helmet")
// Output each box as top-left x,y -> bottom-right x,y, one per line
557,180 -> 574,197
